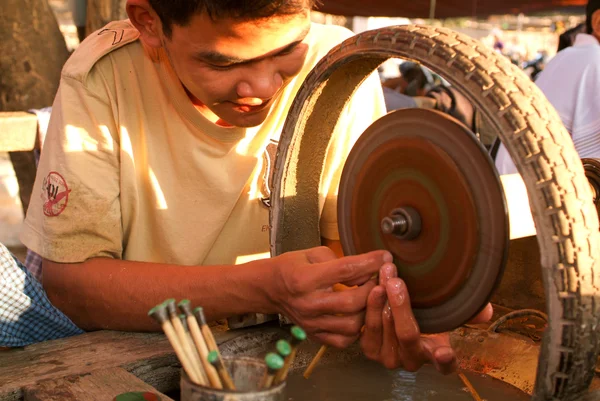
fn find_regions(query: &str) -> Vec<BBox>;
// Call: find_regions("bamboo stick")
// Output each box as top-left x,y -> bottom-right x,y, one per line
459,372 -> 483,401
208,350 -> 236,390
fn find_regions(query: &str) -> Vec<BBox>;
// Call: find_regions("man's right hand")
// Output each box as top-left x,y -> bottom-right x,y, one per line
270,246 -> 393,349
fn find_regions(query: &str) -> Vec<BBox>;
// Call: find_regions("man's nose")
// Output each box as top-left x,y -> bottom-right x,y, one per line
236,66 -> 284,101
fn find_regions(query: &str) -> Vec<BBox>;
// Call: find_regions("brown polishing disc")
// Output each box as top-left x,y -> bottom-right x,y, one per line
338,108 -> 508,333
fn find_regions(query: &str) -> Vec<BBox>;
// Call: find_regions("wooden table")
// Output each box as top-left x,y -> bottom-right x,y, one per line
0,325 -> 268,401
0,111 -> 40,216
0,112 -> 38,153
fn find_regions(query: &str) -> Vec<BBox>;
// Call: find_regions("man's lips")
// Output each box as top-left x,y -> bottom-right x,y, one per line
229,99 -> 272,113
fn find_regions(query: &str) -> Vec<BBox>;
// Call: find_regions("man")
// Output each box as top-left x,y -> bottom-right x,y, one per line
495,0 -> 600,175
19,0 -> 490,372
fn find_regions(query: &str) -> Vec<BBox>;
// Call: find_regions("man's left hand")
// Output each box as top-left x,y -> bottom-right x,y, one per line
360,262 -> 494,374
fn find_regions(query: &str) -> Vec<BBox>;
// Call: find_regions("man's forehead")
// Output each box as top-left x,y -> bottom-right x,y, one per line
173,11 -> 310,45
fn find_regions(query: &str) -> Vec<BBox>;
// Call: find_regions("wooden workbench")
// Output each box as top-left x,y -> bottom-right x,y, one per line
0,112 -> 38,153
0,325 -> 281,401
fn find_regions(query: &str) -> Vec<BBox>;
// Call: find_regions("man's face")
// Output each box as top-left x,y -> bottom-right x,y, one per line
161,12 -> 311,128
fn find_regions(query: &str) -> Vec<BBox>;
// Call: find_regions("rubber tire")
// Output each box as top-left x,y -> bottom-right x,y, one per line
270,25 -> 600,401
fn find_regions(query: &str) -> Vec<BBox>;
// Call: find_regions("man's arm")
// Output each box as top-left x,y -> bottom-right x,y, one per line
43,248 -> 391,348
43,257 -> 274,331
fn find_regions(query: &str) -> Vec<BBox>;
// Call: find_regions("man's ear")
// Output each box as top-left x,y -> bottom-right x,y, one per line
126,0 -> 163,48
592,9 -> 600,40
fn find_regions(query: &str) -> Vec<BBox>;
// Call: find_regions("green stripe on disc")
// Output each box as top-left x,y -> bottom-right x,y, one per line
370,169 -> 449,276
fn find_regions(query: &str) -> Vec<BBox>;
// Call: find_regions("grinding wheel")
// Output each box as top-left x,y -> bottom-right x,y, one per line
337,108 -> 508,333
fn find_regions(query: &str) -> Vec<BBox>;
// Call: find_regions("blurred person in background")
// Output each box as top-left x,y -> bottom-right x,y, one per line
495,0 -> 600,175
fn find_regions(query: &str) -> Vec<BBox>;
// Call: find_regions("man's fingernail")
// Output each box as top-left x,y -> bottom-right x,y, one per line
388,278 -> 404,295
383,252 -> 393,263
384,264 -> 394,278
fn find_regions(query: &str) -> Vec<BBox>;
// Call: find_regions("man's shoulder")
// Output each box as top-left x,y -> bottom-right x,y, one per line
61,20 -> 141,85
538,44 -> 600,86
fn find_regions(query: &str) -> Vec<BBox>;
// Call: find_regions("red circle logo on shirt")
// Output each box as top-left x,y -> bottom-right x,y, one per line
42,172 -> 71,217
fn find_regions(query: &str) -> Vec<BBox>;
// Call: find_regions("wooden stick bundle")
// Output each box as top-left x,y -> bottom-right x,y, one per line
164,299 -> 207,386
149,299 -> 235,391
148,303 -> 203,385
179,300 -> 223,389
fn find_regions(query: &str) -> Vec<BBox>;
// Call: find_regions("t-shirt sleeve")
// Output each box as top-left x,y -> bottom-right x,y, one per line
20,68 -> 123,263
571,61 -> 600,156
319,71 -> 387,240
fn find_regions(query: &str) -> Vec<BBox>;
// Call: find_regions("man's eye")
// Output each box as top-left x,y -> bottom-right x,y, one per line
207,63 -> 235,71
276,46 -> 298,57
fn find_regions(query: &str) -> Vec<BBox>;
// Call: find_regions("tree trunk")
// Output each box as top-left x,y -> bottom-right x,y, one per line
0,0 -> 70,214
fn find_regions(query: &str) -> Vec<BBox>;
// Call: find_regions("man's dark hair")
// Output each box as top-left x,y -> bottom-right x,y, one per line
558,23 -> 586,52
149,0 -> 316,36
586,0 -> 600,34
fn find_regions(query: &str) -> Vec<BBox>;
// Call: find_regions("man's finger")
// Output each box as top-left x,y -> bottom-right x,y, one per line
379,262 -> 397,288
305,246 -> 338,264
304,250 -> 392,289
380,302 -> 400,369
302,312 -> 366,337
360,286 -> 386,360
307,279 -> 377,315
312,332 -> 359,349
387,278 -> 424,372
421,335 -> 457,375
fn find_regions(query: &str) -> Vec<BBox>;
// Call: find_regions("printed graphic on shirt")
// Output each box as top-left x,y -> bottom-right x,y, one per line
98,28 -> 124,46
41,172 -> 71,217
258,139 -> 279,208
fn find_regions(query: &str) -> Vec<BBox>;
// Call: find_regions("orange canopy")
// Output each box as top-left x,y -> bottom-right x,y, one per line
316,0 -> 586,18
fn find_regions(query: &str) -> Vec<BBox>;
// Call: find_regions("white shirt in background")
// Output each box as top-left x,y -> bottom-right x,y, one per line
495,33 -> 600,175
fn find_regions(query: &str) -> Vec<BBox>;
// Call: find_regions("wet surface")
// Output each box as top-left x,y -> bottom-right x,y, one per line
286,359 -> 528,401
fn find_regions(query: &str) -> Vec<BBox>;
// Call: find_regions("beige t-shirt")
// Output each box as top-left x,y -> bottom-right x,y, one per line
21,20 -> 386,267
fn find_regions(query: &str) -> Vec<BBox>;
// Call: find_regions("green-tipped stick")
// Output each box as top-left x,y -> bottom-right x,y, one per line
179,313 -> 208,385
260,353 -> 285,389
276,340 -> 292,359
207,350 -> 236,390
148,303 -> 202,385
179,301 -> 223,389
163,299 -> 206,385
273,326 -> 306,385
194,306 -> 228,381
